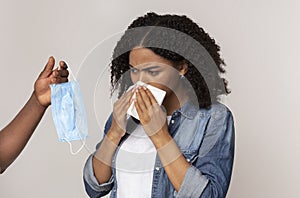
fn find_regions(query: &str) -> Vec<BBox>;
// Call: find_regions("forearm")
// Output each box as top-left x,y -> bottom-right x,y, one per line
92,129 -> 122,184
150,129 -> 190,192
0,92 -> 47,172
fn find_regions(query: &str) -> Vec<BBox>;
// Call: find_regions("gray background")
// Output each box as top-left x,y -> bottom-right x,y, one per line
1,0 -> 299,197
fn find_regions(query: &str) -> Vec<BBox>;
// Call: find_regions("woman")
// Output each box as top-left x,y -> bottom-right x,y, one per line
83,12 -> 234,198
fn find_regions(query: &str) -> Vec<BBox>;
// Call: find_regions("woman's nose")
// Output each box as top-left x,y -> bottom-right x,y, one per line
138,72 -> 148,83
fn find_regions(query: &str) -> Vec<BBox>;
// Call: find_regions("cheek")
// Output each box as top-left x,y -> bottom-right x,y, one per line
160,73 -> 179,89
149,78 -> 179,95
148,83 -> 167,91
130,73 -> 138,84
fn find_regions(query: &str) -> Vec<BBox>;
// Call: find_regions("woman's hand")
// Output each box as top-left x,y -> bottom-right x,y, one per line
34,56 -> 69,107
110,88 -> 135,138
134,86 -> 168,136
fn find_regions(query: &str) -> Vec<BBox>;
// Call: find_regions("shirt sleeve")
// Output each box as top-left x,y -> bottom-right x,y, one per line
176,107 -> 235,198
83,113 -> 114,198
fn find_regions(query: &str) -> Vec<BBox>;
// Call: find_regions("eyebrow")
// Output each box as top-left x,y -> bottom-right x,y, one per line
129,65 -> 162,71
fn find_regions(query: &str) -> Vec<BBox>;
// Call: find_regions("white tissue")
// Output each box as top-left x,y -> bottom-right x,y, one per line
127,81 -> 166,120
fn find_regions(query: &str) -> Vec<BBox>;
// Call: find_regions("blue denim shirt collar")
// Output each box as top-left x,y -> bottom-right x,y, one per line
175,100 -> 199,120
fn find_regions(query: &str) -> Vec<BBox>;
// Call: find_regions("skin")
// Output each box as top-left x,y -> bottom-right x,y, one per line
93,47 -> 192,192
0,56 -> 69,174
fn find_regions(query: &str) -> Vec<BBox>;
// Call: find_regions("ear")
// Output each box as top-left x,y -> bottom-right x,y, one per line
178,62 -> 188,76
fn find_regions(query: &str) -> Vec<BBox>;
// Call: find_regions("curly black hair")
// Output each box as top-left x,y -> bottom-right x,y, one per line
110,12 -> 230,109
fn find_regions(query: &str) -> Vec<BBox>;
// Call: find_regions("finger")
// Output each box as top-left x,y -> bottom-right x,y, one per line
117,99 -> 131,116
59,61 -> 68,70
121,88 -> 135,105
139,86 -> 152,108
135,87 -> 147,112
51,77 -> 56,84
56,77 -> 69,83
116,91 -> 134,111
144,87 -> 158,105
134,98 -> 144,116
127,92 -> 135,108
39,56 -> 55,78
58,69 -> 69,77
49,67 -> 59,78
49,68 -> 62,84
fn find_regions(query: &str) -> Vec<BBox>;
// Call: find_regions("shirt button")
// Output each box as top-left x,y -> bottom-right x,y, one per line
155,167 -> 160,171
186,159 -> 191,162
171,120 -> 175,124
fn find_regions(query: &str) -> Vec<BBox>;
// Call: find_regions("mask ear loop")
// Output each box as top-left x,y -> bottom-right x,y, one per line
60,64 -> 87,155
66,138 -> 86,155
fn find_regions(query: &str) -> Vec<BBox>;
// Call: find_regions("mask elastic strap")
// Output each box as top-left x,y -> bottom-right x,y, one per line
66,139 -> 86,155
64,121 -> 87,155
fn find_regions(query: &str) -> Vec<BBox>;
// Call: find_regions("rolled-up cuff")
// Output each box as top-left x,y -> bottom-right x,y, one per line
83,154 -> 114,192
176,165 -> 209,198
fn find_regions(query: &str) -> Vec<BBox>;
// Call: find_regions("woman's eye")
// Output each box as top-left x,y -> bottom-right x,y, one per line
130,68 -> 138,74
148,71 -> 159,76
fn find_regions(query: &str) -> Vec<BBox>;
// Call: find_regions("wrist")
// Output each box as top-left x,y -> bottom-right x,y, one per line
31,92 -> 48,111
106,128 -> 124,145
150,128 -> 172,149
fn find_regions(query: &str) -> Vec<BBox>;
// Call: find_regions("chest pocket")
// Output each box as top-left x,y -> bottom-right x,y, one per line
174,116 -> 207,153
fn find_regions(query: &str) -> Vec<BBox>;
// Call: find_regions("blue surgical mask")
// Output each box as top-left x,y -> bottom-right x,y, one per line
50,80 -> 88,154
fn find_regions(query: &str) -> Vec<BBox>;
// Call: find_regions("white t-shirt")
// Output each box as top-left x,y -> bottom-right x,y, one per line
116,116 -> 172,198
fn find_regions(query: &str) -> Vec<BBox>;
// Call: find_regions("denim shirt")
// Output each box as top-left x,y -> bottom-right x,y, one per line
83,101 -> 235,198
